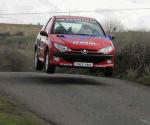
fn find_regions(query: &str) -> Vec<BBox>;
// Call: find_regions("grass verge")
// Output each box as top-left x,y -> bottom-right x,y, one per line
0,95 -> 50,125
137,75 -> 150,86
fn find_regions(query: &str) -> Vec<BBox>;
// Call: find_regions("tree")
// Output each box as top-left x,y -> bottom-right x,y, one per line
102,18 -> 125,33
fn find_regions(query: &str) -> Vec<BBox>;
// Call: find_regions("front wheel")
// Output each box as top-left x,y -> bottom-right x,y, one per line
45,51 -> 55,74
103,68 -> 113,77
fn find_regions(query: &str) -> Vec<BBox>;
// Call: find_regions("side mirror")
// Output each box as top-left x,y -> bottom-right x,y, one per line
107,34 -> 115,40
40,31 -> 48,37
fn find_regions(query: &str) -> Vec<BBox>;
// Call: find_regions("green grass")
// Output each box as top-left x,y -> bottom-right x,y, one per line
0,95 -> 50,125
0,23 -> 37,72
138,75 -> 150,86
0,23 -> 41,36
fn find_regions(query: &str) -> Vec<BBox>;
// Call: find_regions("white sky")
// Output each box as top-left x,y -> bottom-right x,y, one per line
0,0 -> 150,30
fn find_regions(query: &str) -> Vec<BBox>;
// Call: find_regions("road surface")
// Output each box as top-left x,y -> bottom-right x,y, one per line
0,72 -> 150,125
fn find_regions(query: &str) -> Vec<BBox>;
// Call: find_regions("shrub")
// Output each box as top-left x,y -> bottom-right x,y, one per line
138,74 -> 150,85
0,48 -> 32,72
114,31 -> 150,79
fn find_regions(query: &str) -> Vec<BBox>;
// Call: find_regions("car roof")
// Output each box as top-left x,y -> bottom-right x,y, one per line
54,16 -> 96,20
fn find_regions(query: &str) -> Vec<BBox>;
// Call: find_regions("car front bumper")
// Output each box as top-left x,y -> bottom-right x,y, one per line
50,52 -> 115,68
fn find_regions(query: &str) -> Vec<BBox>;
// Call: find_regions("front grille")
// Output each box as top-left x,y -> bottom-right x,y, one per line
54,52 -> 112,64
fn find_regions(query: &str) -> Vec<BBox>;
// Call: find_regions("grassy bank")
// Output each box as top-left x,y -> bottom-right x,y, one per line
0,23 -> 40,71
137,75 -> 150,85
113,31 -> 150,85
0,95 -> 49,125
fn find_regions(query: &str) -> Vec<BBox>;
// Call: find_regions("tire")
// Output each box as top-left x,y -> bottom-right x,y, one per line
45,50 -> 55,74
103,68 -> 113,77
34,50 -> 43,70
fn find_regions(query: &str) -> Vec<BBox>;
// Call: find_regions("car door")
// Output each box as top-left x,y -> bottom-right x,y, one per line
38,18 -> 54,61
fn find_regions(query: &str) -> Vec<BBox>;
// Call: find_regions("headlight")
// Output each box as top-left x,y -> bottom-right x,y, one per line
54,43 -> 71,52
98,45 -> 113,54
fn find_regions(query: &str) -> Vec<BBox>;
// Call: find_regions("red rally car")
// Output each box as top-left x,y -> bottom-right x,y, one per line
34,16 -> 116,76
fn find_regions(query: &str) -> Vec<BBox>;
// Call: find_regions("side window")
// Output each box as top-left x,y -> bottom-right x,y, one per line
45,18 -> 54,34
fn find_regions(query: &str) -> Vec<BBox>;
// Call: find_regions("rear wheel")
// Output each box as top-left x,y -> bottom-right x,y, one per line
34,50 -> 43,70
45,51 -> 55,74
103,68 -> 113,77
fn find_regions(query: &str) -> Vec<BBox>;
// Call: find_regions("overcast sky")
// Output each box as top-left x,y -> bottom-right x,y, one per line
0,0 -> 150,30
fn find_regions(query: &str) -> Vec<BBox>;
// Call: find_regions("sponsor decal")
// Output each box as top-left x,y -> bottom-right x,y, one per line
95,65 -> 106,68
57,18 -> 97,23
73,41 -> 96,45
95,64 -> 114,68
60,63 -> 73,66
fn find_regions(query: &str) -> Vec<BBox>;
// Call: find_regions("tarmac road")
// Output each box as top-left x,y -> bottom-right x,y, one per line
0,72 -> 150,125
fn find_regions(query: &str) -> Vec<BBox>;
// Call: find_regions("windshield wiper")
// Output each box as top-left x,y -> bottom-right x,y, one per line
75,34 -> 97,36
56,34 -> 65,37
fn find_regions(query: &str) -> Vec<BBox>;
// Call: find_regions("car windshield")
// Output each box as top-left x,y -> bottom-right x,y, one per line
53,18 -> 106,37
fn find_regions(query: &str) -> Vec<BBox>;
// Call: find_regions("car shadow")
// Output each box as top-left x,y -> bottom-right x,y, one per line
26,73 -> 106,86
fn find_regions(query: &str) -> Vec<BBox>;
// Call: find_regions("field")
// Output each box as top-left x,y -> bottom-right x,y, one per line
0,94 -> 49,125
0,24 -> 40,71
0,23 -> 149,85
